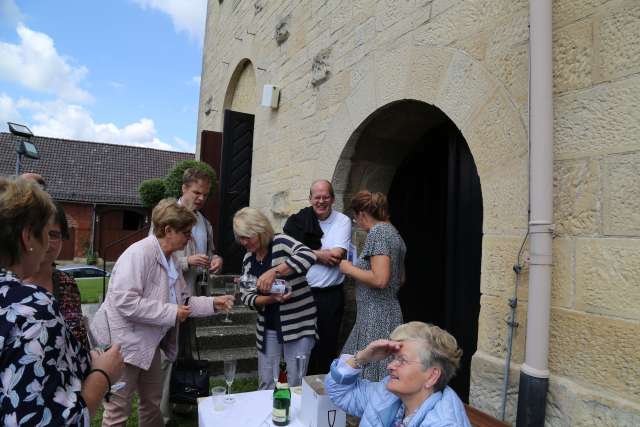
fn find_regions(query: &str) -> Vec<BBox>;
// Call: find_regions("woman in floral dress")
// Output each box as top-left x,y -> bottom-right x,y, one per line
339,191 -> 407,381
0,177 -> 123,426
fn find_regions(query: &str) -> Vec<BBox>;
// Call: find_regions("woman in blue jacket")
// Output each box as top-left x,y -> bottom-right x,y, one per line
325,322 -> 471,427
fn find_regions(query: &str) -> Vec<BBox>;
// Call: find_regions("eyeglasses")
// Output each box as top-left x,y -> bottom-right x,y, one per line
48,230 -> 63,241
311,196 -> 332,202
389,355 -> 423,368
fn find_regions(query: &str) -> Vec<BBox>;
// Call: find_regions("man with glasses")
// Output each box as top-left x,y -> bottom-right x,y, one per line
284,179 -> 351,374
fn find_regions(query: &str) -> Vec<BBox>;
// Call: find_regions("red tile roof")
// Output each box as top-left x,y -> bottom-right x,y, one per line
0,133 -> 194,206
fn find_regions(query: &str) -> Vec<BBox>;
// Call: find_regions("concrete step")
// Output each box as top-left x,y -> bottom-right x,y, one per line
198,346 -> 258,376
193,306 -> 257,327
196,323 -> 255,349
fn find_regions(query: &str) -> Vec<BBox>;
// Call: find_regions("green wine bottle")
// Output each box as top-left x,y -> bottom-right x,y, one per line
272,360 -> 291,426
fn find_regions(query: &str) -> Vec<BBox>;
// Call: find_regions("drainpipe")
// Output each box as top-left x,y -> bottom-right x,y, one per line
516,1 -> 554,426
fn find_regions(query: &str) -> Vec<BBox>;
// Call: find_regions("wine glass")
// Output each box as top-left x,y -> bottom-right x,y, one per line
223,360 -> 237,403
222,280 -> 236,323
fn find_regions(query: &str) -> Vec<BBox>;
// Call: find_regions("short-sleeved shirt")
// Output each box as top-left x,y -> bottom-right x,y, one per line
356,222 -> 407,293
306,210 -> 351,288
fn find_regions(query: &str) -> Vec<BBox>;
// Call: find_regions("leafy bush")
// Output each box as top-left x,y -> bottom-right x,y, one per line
164,159 -> 217,199
139,178 -> 167,208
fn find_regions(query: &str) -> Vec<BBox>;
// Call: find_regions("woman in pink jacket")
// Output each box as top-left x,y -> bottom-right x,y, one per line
91,199 -> 234,426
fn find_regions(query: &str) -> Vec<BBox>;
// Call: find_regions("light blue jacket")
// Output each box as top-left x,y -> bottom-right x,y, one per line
325,358 -> 472,427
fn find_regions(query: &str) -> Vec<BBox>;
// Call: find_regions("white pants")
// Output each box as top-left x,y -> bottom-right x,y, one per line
258,329 -> 315,390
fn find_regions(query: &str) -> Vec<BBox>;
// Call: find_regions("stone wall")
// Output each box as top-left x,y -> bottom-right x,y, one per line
198,0 -> 640,424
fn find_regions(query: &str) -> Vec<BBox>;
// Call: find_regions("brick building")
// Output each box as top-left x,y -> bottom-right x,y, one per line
0,133 -> 193,261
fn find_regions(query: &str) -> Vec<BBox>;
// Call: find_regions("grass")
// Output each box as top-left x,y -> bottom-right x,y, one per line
90,377 -> 259,426
76,277 -> 109,304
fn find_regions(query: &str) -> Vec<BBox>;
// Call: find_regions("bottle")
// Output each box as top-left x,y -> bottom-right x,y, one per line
272,360 -> 291,426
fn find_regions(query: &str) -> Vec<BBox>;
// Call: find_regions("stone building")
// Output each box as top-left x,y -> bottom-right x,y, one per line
196,0 -> 640,424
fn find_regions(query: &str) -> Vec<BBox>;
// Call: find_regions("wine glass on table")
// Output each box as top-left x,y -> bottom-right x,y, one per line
222,280 -> 236,323
224,359 -> 237,404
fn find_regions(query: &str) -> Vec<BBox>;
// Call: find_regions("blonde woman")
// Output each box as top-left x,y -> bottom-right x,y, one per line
326,322 -> 471,427
92,199 -> 234,426
233,207 -> 317,389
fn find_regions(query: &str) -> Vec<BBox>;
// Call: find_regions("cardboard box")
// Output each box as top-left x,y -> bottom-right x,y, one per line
300,374 -> 346,427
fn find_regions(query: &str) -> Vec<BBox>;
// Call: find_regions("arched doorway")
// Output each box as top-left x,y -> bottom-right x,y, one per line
337,100 -> 482,401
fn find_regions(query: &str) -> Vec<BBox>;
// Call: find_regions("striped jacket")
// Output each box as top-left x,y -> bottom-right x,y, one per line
240,233 -> 318,352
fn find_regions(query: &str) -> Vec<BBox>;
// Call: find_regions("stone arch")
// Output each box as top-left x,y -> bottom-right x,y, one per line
223,58 -> 257,115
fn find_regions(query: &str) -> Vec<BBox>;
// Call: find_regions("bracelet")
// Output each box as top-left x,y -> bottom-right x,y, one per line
353,352 -> 368,369
89,368 -> 112,402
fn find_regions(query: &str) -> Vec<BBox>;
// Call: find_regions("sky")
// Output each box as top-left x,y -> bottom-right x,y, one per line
0,0 -> 207,152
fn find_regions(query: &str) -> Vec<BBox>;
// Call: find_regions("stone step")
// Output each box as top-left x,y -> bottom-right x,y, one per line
196,324 -> 256,349
198,346 -> 258,376
193,306 -> 257,327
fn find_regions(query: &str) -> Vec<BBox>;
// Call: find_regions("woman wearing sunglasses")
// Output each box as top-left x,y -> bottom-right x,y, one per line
325,322 -> 471,427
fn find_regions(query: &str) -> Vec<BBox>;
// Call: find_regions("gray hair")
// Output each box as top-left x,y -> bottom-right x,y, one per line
233,207 -> 274,250
390,322 -> 462,392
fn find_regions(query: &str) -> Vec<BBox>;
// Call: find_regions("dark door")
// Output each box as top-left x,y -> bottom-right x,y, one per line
388,121 -> 482,402
200,130 -> 223,248
218,109 -> 254,274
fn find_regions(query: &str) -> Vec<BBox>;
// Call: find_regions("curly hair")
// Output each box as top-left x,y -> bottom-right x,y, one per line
390,322 -> 463,392
0,177 -> 55,267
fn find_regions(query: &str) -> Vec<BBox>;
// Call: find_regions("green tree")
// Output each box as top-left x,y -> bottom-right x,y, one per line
164,160 -> 217,199
139,178 -> 166,208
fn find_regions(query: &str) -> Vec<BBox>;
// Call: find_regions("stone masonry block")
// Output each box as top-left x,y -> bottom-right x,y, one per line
548,308 -> 640,401
464,89 -> 528,178
480,235 -> 529,299
595,0 -> 640,82
407,46 -> 453,107
437,52 -> 496,128
553,0 -> 609,29
555,75 -> 640,158
470,351 -> 520,423
477,294 -> 527,362
604,151 -> 640,236
576,238 -> 640,320
414,0 -> 486,47
374,34 -> 413,106
553,18 -> 594,93
552,238 -> 574,309
554,159 -> 601,236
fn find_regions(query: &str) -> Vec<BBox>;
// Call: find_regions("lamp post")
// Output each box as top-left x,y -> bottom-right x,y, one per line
7,122 -> 38,175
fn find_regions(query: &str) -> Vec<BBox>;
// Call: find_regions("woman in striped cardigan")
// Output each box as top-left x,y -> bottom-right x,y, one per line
234,207 -> 317,389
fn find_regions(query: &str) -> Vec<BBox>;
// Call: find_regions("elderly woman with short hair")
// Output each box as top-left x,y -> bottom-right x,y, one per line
92,198 -> 234,426
0,177 -> 124,426
326,322 -> 471,427
233,207 -> 317,389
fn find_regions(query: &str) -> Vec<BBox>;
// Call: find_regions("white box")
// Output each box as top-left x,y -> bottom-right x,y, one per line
300,375 -> 346,427
261,84 -> 280,109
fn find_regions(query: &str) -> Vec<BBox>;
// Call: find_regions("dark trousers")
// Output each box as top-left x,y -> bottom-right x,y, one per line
308,285 -> 344,375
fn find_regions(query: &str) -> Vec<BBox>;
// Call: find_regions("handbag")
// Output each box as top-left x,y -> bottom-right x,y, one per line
169,318 -> 210,405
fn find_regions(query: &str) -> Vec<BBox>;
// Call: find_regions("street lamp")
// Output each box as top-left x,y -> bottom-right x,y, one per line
7,122 -> 38,175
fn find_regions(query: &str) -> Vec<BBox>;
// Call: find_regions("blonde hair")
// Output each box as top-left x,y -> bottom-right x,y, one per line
233,207 -> 274,250
0,177 -> 55,267
390,322 -> 462,392
152,198 -> 197,238
350,190 -> 389,221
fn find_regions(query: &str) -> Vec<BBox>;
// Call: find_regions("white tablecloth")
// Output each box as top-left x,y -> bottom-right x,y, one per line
198,389 -> 304,427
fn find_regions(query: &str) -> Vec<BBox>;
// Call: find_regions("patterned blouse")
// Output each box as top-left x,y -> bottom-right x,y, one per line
52,270 -> 90,350
0,271 -> 91,426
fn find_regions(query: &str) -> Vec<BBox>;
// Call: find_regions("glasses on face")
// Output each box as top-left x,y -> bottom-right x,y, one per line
180,230 -> 192,239
48,230 -> 63,241
389,355 -> 423,368
311,196 -> 332,202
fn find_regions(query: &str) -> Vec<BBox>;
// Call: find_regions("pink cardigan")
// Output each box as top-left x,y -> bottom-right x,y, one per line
90,235 -> 216,370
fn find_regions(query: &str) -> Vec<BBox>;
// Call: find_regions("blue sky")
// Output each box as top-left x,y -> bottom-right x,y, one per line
0,0 -> 206,152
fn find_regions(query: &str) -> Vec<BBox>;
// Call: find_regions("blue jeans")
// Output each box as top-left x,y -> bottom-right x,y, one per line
258,329 -> 315,389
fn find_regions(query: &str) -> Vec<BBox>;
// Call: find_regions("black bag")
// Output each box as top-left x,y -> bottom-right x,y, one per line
169,318 -> 209,405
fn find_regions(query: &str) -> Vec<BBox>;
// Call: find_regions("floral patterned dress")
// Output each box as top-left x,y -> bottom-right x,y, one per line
0,271 -> 91,426
52,270 -> 90,351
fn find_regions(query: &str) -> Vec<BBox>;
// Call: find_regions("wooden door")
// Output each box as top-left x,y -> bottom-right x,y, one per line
218,109 -> 254,274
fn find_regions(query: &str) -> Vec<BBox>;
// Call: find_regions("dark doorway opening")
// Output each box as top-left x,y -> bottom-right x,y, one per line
388,120 -> 482,402
217,109 -> 254,274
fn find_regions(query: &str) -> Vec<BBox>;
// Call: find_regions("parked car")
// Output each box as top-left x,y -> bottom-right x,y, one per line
58,264 -> 110,279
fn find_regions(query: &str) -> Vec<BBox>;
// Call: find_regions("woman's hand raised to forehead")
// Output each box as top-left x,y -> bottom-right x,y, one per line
356,339 -> 402,364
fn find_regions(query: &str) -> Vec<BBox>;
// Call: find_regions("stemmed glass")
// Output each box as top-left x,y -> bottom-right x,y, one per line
222,280 -> 236,323
223,359 -> 237,404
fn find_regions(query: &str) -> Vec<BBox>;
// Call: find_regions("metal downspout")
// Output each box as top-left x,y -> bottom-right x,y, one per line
516,0 -> 554,425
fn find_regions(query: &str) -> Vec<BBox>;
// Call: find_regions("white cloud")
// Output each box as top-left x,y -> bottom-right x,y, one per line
173,136 -> 194,152
132,0 -> 207,42
0,24 -> 92,103
6,95 -> 182,151
0,93 -> 22,124
0,0 -> 23,28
